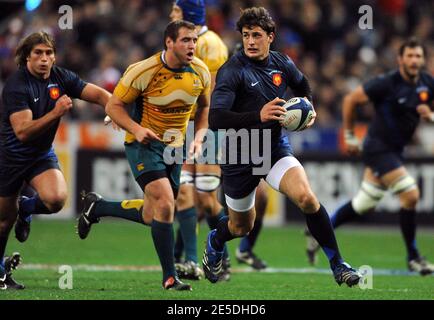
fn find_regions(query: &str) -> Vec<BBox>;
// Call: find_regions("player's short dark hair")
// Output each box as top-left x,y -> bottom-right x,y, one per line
15,31 -> 56,67
399,37 -> 426,57
163,20 -> 196,50
236,7 -> 276,34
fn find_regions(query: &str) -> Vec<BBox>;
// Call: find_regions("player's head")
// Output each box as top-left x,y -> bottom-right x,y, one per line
236,7 -> 275,61
398,37 -> 426,80
15,31 -> 56,78
164,20 -> 198,67
170,0 -> 206,26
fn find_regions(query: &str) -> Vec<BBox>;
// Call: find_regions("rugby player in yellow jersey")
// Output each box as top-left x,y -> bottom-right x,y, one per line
170,1 -> 268,281
76,20 -> 211,291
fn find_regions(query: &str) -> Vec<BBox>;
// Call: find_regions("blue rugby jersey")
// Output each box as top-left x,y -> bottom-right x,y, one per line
0,66 -> 86,163
362,70 -> 434,152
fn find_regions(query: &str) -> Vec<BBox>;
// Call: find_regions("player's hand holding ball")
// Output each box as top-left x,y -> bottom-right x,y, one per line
279,97 -> 316,131
260,97 -> 287,122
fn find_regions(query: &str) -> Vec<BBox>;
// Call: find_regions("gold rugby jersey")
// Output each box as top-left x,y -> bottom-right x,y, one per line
190,26 -> 228,120
113,51 -> 211,146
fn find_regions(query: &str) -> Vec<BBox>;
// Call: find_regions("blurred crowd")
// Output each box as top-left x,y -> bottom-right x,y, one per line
0,0 -> 433,126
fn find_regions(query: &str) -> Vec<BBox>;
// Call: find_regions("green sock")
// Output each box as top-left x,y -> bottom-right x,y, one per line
151,220 -> 176,281
94,199 -> 147,225
176,207 -> 197,263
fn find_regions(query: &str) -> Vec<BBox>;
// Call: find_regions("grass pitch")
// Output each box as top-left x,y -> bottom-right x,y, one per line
1,220 -> 433,300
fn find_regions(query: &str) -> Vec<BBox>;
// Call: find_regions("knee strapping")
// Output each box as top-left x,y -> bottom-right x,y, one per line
389,175 -> 417,195
180,170 -> 194,185
195,174 -> 221,192
351,181 -> 387,214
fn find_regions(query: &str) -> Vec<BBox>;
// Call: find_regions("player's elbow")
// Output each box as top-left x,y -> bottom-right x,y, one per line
15,130 -> 30,143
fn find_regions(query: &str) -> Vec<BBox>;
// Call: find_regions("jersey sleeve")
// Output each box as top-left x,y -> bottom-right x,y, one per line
283,55 -> 304,88
61,68 -> 87,99
363,74 -> 390,103
113,64 -> 146,104
1,80 -> 30,117
211,64 -> 239,111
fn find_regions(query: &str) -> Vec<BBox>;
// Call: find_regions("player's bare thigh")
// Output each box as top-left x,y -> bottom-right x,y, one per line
278,166 -> 319,214
28,169 -> 67,213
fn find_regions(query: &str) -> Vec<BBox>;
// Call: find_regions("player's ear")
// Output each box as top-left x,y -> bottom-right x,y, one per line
268,32 -> 275,44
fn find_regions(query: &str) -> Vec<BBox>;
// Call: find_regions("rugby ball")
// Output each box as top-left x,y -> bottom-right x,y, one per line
280,97 -> 315,131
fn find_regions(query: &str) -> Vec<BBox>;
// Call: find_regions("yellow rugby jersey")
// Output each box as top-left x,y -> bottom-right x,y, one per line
190,26 -> 228,120
113,51 -> 211,147
196,27 -> 228,75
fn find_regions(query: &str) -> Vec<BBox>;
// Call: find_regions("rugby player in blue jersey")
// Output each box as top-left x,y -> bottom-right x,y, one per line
0,32 -> 111,289
202,7 -> 361,287
307,38 -> 434,275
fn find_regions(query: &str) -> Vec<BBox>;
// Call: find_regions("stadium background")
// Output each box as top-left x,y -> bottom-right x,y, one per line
1,0 -> 433,225
0,0 -> 433,301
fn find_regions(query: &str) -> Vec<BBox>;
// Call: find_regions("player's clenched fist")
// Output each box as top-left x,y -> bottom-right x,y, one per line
53,94 -> 73,117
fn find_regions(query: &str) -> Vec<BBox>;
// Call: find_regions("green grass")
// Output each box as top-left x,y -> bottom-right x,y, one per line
1,220 -> 433,300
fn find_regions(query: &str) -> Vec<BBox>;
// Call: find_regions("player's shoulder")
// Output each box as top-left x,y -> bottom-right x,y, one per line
221,52 -> 244,71
270,50 -> 291,62
191,56 -> 210,74
419,71 -> 434,85
123,52 -> 162,78
3,68 -> 28,93
367,70 -> 396,86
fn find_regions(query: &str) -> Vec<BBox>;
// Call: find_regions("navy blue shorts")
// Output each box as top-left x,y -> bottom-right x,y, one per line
221,145 -> 292,199
362,150 -> 404,177
0,150 -> 60,197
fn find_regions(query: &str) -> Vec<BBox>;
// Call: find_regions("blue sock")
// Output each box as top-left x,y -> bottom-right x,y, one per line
206,209 -> 225,230
239,217 -> 263,253
19,195 -> 51,218
151,220 -> 176,281
176,207 -> 197,263
305,204 -> 343,268
207,209 -> 229,258
330,200 -> 359,228
399,208 -> 419,261
211,216 -> 235,252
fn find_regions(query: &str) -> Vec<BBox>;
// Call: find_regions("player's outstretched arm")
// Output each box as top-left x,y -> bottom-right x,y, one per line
342,85 -> 369,155
10,94 -> 72,142
80,83 -> 111,108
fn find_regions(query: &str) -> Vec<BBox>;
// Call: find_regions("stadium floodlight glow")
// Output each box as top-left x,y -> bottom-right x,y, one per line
25,0 -> 42,11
